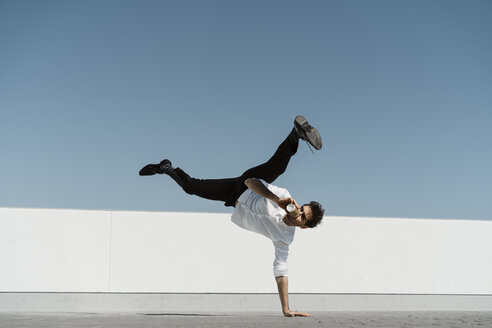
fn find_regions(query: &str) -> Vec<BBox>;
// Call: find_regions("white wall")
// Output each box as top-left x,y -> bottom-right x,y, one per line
1,207 -> 491,294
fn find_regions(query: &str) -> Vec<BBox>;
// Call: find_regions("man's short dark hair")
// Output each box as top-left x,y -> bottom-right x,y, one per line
305,201 -> 324,228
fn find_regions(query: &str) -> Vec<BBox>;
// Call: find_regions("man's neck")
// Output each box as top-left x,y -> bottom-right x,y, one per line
282,214 -> 294,227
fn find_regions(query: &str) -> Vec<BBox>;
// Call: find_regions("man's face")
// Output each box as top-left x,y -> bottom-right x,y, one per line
289,205 -> 313,229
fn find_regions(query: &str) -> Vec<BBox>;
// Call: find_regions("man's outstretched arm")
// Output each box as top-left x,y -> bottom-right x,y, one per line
275,276 -> 311,317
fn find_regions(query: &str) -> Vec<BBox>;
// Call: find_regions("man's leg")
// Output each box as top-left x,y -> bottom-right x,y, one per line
140,158 -> 244,207
239,127 -> 299,184
239,115 -> 321,183
172,167 -> 242,204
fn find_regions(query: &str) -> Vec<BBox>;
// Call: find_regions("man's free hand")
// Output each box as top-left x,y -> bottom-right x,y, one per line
276,197 -> 301,214
275,197 -> 295,212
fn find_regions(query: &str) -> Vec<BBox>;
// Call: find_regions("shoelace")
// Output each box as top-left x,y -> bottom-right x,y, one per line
304,139 -> 315,155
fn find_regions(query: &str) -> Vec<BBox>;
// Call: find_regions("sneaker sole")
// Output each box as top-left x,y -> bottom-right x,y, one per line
139,164 -> 160,176
295,115 -> 322,150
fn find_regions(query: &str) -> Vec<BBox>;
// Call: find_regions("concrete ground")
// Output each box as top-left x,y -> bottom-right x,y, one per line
1,312 -> 492,328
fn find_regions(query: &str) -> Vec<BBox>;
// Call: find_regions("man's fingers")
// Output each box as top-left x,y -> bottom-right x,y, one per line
284,311 -> 311,317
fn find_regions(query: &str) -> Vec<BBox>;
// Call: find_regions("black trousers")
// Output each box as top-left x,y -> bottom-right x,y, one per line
171,129 -> 300,207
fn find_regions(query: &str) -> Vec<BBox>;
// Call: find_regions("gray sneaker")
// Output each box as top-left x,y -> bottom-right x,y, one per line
294,115 -> 322,150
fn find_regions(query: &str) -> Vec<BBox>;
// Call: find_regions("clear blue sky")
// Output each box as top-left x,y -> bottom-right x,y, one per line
1,0 -> 491,219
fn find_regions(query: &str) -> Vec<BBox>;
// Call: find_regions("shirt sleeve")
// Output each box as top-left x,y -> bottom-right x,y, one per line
272,240 -> 289,277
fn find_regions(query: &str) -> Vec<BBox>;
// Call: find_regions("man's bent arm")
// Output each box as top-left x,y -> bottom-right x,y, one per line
244,178 -> 293,211
244,178 -> 280,202
275,276 -> 311,317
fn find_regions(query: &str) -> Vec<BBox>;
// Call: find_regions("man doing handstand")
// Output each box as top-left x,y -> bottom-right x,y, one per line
139,115 -> 324,317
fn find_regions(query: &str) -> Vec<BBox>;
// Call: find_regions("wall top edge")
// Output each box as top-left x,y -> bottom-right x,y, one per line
0,206 -> 490,223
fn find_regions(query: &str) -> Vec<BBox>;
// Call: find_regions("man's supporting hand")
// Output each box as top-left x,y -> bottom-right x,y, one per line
275,276 -> 312,318
283,310 -> 312,317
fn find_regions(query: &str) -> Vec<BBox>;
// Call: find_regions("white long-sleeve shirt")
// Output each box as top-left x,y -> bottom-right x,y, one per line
231,180 -> 295,277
